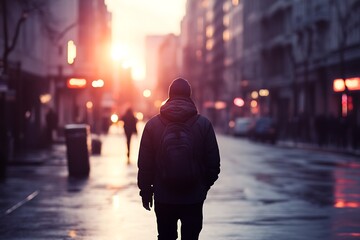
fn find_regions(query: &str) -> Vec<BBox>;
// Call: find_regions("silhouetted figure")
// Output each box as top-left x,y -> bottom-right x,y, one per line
327,114 -> 338,146
315,114 -> 328,147
121,108 -> 137,163
137,78 -> 221,239
45,108 -> 58,145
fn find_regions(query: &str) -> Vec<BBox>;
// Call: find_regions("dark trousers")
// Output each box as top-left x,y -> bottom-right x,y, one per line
154,202 -> 204,240
125,133 -> 132,157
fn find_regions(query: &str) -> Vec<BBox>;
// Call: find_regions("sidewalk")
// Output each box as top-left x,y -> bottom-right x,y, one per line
1,129 -> 359,239
0,131 -> 158,239
276,139 -> 360,158
8,143 -> 67,166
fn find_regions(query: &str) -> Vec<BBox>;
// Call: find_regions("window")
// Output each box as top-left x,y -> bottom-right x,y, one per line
223,1 -> 231,12
206,39 -> 214,50
223,30 -> 231,41
223,15 -> 230,27
206,25 -> 214,38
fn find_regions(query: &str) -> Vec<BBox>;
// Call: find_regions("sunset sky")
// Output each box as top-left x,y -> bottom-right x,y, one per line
105,0 -> 187,81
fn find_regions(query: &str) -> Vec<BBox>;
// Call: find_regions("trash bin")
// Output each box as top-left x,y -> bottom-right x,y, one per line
64,124 -> 91,178
91,134 -> 102,155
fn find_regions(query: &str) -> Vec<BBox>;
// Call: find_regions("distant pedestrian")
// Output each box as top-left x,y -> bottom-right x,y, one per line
315,114 -> 327,147
137,77 -> 221,239
121,108 -> 137,163
45,108 -> 58,145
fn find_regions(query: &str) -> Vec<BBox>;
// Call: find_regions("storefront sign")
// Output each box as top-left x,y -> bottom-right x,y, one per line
67,78 -> 87,88
333,77 -> 360,92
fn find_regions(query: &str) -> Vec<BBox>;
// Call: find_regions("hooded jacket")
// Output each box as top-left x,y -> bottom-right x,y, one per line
137,97 -> 220,204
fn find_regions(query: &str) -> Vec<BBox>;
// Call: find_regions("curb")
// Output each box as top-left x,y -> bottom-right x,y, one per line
277,140 -> 360,158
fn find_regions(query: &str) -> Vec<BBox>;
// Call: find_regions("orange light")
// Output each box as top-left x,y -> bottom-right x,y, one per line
335,199 -> 360,208
333,77 -> 360,92
223,30 -> 230,41
215,101 -> 227,110
348,96 -> 353,111
251,91 -> 259,99
67,40 -> 76,64
259,89 -> 269,97
68,230 -> 77,238
136,112 -> 144,121
233,98 -> 244,107
251,100 -> 258,108
346,77 -> 360,91
110,113 -> 119,123
333,79 -> 345,92
206,26 -> 214,38
92,79 -> 104,88
206,39 -> 214,50
86,101 -> 93,109
143,89 -> 151,98
67,78 -> 86,88
342,94 -> 348,117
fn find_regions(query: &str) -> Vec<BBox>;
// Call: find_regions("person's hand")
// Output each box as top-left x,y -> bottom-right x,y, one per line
142,195 -> 153,211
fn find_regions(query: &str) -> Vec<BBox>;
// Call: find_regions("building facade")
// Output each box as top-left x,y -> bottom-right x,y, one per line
0,0 -> 111,162
182,0 -> 360,147
157,33 -> 182,101
223,0 -> 245,121
145,35 -> 167,90
181,0 -> 207,111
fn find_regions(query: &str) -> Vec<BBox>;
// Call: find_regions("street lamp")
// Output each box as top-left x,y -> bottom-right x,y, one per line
259,89 -> 269,97
143,89 -> 151,98
92,79 -> 104,88
233,97 -> 244,107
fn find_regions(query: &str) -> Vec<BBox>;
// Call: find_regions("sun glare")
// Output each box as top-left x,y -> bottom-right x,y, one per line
111,44 -> 128,61
132,66 -> 145,80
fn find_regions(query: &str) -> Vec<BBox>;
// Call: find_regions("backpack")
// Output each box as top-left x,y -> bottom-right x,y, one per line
157,114 -> 200,191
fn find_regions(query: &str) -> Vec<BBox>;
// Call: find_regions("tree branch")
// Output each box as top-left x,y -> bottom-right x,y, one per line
7,12 -> 27,54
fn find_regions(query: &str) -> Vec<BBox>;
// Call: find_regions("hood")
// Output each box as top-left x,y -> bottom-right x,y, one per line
160,97 -> 198,122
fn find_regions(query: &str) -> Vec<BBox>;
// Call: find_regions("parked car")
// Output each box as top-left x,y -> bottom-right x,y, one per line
249,117 -> 278,144
233,117 -> 253,137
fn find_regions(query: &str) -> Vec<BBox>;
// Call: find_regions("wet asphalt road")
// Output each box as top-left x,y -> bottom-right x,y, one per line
0,123 -> 360,239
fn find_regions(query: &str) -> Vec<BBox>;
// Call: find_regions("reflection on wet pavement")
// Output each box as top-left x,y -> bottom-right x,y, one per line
1,127 -> 360,239
248,144 -> 360,239
209,135 -> 360,239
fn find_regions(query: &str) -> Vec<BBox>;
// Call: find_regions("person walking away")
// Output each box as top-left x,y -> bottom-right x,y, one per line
137,78 -> 221,239
45,108 -> 58,145
121,108 -> 138,163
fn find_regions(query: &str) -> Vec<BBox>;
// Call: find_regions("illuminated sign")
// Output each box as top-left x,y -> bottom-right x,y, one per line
333,77 -> 360,92
67,78 -> 87,88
